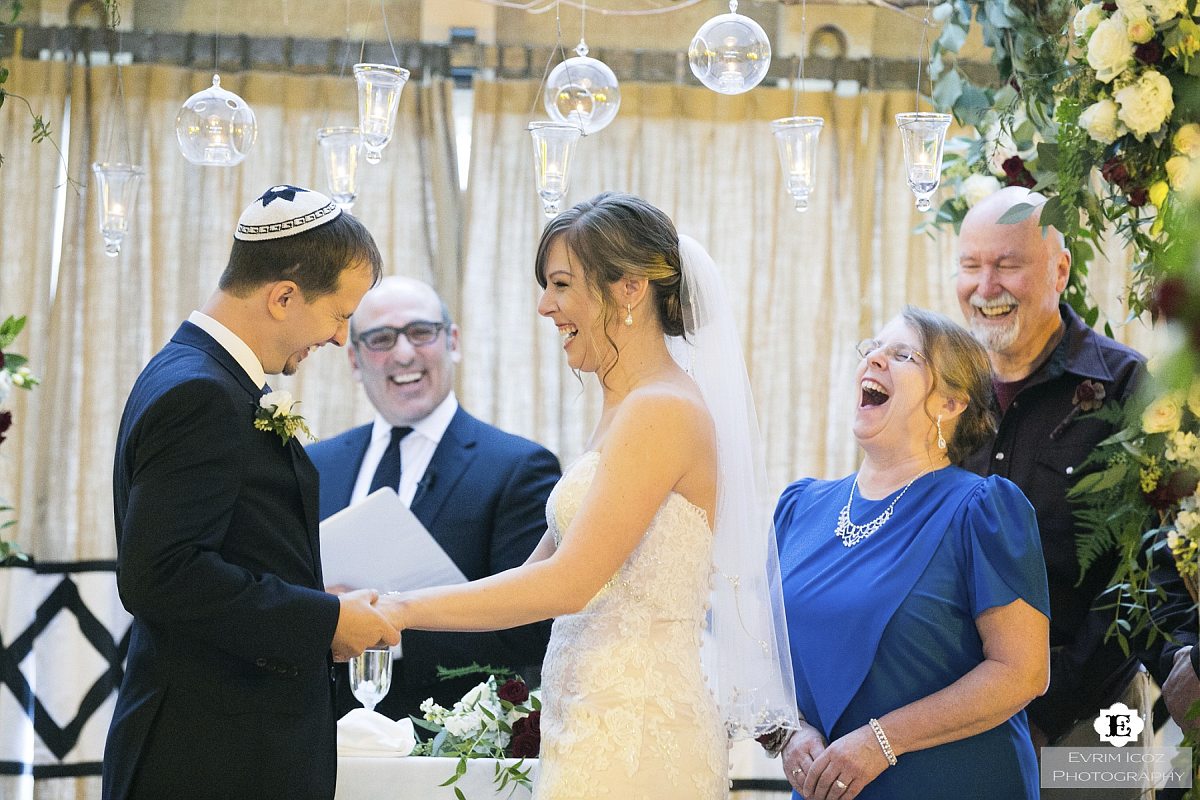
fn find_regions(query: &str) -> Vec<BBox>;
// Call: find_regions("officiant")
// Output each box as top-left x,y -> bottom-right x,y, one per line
308,276 -> 559,720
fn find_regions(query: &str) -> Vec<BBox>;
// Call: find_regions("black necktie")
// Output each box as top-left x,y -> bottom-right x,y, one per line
368,426 -> 412,494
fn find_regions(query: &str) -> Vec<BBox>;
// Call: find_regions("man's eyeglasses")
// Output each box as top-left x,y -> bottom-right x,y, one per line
855,338 -> 928,365
354,321 -> 446,351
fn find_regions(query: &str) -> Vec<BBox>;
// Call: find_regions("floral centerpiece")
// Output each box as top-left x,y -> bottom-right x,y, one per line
0,314 -> 39,564
412,672 -> 540,798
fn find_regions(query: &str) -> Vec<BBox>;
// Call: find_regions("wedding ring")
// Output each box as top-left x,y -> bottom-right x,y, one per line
791,766 -> 803,776
835,779 -> 848,790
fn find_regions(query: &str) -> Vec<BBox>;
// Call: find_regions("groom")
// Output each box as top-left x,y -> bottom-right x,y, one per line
102,186 -> 399,800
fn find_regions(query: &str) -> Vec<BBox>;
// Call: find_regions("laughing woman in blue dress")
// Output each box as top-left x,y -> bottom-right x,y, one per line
773,307 -> 1050,800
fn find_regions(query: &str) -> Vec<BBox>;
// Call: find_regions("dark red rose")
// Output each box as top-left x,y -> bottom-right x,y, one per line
497,678 -> 530,704
0,410 -> 10,445
1102,2 -> 1117,9
1073,380 -> 1107,412
1000,156 -> 1036,188
508,710 -> 541,758
1145,469 -> 1200,512
1128,186 -> 1150,207
1009,76 -> 1021,94
1101,157 -> 1131,188
0,350 -> 5,371
1135,39 -> 1165,64
1150,277 -> 1190,321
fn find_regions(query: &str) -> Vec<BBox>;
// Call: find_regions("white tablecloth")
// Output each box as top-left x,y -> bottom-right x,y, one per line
336,756 -> 536,799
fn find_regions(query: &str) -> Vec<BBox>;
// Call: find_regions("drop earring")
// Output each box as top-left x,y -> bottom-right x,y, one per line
625,304 -> 634,326
936,414 -> 947,450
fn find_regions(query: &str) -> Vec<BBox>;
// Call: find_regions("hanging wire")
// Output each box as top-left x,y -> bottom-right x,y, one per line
791,0 -> 808,118
103,0 -> 132,164
914,0 -> 933,111
379,0 -> 398,66
529,0 -> 572,120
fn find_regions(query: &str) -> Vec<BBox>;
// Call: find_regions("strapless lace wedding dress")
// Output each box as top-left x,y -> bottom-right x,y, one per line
533,451 -> 728,799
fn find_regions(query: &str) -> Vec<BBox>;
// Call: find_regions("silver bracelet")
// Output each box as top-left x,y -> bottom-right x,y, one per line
869,718 -> 897,767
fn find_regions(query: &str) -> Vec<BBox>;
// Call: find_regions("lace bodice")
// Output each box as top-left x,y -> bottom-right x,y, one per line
534,451 -> 728,799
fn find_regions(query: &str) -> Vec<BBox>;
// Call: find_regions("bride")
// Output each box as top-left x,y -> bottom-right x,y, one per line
379,192 -> 795,798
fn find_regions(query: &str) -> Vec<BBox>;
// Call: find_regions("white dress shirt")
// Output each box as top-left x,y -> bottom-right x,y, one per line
187,310 -> 267,390
349,393 -> 460,508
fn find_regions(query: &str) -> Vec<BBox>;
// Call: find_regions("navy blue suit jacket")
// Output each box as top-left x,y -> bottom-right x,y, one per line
307,407 -> 559,717
103,322 -> 342,800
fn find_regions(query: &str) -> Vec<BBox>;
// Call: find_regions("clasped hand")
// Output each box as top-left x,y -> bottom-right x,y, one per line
784,721 -> 889,800
330,588 -> 402,662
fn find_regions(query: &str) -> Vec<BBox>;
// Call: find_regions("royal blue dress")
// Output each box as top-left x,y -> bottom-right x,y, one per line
775,467 -> 1050,800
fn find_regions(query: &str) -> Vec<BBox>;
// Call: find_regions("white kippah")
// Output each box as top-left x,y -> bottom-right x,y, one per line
234,184 -> 342,241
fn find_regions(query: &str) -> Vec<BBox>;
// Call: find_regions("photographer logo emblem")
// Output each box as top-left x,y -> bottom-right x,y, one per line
1093,702 -> 1144,747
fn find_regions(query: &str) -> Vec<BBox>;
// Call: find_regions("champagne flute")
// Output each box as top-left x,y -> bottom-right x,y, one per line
349,647 -> 393,713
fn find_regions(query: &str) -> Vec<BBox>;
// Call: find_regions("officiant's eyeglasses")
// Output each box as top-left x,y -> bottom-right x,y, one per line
855,339 -> 928,365
355,322 -> 446,351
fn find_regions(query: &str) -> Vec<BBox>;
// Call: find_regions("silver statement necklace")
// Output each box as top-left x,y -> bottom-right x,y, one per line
835,470 -> 929,547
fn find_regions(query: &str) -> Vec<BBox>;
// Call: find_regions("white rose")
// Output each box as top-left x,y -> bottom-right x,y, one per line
259,389 -> 295,417
1079,98 -> 1128,144
962,174 -> 1003,207
1088,12 -> 1136,83
1126,14 -> 1155,43
1143,391 -> 1184,434
443,709 -> 484,738
1174,123 -> 1200,157
1144,0 -> 1187,23
1114,69 -> 1175,140
1075,2 -> 1107,38
0,370 -> 10,406
1166,154 -> 1193,189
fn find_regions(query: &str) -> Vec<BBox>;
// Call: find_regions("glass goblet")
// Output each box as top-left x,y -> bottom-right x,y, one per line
348,647 -> 393,713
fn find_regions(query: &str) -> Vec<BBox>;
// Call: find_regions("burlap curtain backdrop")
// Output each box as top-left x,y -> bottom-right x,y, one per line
459,79 -> 1154,496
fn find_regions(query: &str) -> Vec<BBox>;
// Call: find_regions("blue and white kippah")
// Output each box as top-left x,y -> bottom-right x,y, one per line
234,184 -> 342,241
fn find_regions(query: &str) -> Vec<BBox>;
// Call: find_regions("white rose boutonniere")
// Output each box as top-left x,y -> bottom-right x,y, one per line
254,389 -> 316,444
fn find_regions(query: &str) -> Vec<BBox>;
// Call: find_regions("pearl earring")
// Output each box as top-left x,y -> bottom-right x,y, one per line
936,414 -> 947,450
625,304 -> 634,326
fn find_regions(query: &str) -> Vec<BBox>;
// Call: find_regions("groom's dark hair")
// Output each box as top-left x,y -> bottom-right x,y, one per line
219,211 -> 383,299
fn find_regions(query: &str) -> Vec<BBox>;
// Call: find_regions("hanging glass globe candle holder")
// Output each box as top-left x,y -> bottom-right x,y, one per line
316,126 -> 364,211
528,121 -> 582,219
175,74 -> 257,166
544,42 -> 621,136
354,63 -> 410,165
771,116 -> 824,212
91,162 -> 145,257
689,0 -> 772,96
895,112 -> 952,212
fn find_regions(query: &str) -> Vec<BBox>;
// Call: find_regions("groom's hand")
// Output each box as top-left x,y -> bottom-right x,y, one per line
331,588 -> 401,662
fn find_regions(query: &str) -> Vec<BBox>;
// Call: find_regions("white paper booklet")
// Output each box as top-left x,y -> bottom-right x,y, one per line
319,488 -> 467,592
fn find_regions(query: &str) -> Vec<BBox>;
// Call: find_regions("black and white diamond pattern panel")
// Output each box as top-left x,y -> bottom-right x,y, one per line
0,562 -> 131,778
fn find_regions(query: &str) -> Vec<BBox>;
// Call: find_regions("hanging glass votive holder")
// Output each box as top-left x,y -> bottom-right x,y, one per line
528,121 -> 582,219
91,162 -> 145,257
895,112 -> 952,212
317,126 -> 364,211
688,0 -> 772,96
354,63 -> 410,165
544,43 -> 621,135
175,74 -> 257,166
771,116 -> 824,212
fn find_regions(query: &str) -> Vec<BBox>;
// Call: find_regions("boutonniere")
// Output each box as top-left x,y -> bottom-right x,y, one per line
1051,379 -> 1108,440
253,390 -> 316,444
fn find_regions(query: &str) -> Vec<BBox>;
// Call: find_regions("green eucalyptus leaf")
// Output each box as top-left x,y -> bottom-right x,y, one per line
933,70 -> 964,113
938,22 -> 969,53
996,202 -> 1038,225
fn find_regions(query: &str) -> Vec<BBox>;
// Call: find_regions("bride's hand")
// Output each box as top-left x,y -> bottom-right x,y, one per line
374,592 -> 410,632
782,720 -> 827,794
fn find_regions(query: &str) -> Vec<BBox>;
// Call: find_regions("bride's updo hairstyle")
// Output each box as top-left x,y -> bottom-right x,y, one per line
534,192 -> 686,338
900,305 -> 998,465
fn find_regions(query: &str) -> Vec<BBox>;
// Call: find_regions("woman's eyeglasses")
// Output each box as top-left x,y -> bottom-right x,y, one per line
855,338 -> 928,365
354,321 -> 446,351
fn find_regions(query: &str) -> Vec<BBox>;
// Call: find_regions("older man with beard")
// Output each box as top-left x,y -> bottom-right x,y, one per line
956,186 -> 1195,799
